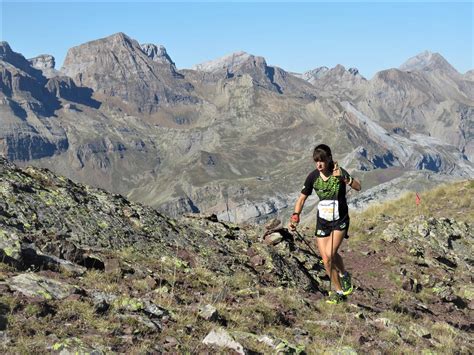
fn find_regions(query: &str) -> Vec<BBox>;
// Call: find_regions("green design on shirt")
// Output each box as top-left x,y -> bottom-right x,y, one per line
314,175 -> 342,200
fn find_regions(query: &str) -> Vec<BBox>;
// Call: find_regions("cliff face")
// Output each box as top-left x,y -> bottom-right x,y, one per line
0,42 -> 68,161
0,158 -> 472,353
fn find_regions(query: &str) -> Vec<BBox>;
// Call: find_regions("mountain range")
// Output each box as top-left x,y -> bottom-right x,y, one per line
1,33 -> 472,222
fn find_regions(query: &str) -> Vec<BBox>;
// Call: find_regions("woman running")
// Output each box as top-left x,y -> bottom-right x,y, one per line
289,144 -> 361,304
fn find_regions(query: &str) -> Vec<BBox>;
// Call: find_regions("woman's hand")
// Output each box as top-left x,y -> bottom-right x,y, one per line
289,194 -> 308,231
289,213 -> 300,231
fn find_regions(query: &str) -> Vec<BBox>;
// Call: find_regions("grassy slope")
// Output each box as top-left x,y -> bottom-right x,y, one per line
0,181 -> 472,353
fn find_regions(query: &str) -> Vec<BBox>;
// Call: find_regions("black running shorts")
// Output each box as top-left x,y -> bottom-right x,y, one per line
315,214 -> 350,238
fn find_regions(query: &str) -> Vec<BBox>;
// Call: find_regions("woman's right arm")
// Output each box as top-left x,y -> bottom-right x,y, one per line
288,193 -> 309,230
293,193 -> 308,215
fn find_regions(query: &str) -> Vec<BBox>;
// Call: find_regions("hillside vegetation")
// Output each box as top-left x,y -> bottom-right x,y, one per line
0,159 -> 472,353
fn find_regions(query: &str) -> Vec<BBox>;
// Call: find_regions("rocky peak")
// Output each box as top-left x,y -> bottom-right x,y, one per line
302,64 -> 364,86
61,32 -> 196,113
140,43 -> 175,67
328,64 -> 363,78
190,51 -> 317,96
0,42 -> 64,119
0,41 -> 14,58
104,31 -> 135,48
28,54 -> 60,79
0,41 -> 44,81
464,69 -> 474,81
399,51 -> 459,75
61,32 -> 140,78
302,66 -> 329,82
28,54 -> 55,70
192,51 -> 255,73
191,51 -> 295,94
348,67 -> 359,76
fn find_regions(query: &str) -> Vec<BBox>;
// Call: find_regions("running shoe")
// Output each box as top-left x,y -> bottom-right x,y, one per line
326,292 -> 346,304
341,272 -> 353,296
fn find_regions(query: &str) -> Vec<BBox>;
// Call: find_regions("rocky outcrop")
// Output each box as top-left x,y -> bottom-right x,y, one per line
301,64 -> 366,98
300,66 -> 329,82
45,76 -> 100,107
28,55 -> 54,70
0,42 -> 45,82
0,157 -> 325,290
140,43 -> 175,67
0,44 -> 59,115
0,43 -> 69,161
28,54 -> 60,78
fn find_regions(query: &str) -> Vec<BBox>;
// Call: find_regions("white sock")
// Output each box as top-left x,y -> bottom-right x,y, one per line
336,290 -> 344,295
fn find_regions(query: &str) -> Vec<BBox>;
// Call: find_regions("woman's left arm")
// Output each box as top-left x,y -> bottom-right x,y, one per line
339,166 -> 361,191
349,178 -> 361,191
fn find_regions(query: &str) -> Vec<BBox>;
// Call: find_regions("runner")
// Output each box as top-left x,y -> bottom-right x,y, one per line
289,144 -> 361,304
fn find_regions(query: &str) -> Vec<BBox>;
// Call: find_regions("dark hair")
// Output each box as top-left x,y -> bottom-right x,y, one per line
313,144 -> 334,171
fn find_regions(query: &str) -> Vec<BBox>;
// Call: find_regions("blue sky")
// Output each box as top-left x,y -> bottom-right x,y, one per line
1,1 -> 472,78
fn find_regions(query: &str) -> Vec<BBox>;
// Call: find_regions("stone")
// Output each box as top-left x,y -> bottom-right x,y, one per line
265,218 -> 282,230
104,258 -> 121,274
143,300 -> 169,320
250,255 -> 264,267
382,223 -> 402,242
202,328 -> 245,354
468,299 -> 474,310
0,229 -> 22,267
20,244 -> 87,275
264,233 -> 283,246
163,336 -> 178,349
199,304 -> 219,322
8,273 -> 77,300
257,335 -> 277,348
50,336 -> 101,354
117,314 -> 158,332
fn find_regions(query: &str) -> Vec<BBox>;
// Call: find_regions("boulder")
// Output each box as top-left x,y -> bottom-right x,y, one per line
264,233 -> 283,246
382,223 -> 402,242
202,328 -> 245,354
8,273 -> 77,300
198,304 -> 219,322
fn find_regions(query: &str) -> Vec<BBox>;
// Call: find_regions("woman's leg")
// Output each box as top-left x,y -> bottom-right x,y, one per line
317,230 -> 345,291
333,229 -> 348,275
